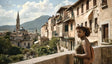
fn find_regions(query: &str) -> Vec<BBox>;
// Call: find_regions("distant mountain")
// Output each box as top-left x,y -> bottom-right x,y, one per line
0,15 -> 50,33
0,25 -> 15,32
21,15 -> 50,33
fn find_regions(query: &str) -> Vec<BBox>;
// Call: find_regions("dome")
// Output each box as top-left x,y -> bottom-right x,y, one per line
20,27 -> 25,31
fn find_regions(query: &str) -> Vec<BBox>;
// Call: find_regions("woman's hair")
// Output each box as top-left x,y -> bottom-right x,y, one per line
76,26 -> 91,37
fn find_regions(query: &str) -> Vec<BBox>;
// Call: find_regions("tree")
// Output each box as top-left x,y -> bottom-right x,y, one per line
40,37 -> 49,45
49,37 -> 59,48
0,37 -> 12,54
4,32 -> 11,39
8,46 -> 22,55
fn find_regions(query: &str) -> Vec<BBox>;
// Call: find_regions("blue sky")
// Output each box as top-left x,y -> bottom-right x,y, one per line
0,0 -> 77,26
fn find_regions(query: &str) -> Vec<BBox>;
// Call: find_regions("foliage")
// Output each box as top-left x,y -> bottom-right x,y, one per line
0,35 -> 24,64
0,37 -> 12,54
8,54 -> 24,63
49,37 -> 59,48
37,46 -> 49,56
32,37 -> 59,57
0,54 -> 24,64
4,32 -> 11,39
40,36 -> 49,45
0,54 -> 11,64
37,46 -> 56,57
8,46 -> 22,55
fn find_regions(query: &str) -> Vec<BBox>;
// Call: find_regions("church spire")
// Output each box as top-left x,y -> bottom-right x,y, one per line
16,12 -> 20,32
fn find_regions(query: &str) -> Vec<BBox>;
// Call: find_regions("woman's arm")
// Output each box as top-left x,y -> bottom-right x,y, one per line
73,41 -> 91,59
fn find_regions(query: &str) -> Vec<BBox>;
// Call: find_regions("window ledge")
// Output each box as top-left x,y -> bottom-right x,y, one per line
77,15 -> 79,17
102,4 -> 108,9
93,5 -> 97,8
94,28 -> 98,33
81,13 -> 84,15
101,42 -> 112,45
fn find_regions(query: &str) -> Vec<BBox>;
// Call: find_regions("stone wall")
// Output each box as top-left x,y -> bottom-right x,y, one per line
13,45 -> 112,64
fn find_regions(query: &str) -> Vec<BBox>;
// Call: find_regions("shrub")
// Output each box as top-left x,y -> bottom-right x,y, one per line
8,46 -> 22,55
9,54 -> 24,63
0,37 -> 12,54
0,54 -> 11,64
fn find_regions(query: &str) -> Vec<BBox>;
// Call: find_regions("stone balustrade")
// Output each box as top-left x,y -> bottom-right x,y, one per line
13,45 -> 112,64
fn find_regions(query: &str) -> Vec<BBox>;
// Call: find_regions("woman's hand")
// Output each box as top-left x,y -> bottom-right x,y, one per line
72,53 -> 77,57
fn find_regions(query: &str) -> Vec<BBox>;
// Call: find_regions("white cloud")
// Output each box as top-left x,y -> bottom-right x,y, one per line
0,5 -> 16,26
0,0 -> 54,25
19,0 -> 54,24
52,3 -> 63,15
17,5 -> 21,8
63,0 -> 74,5
52,0 -> 74,15
0,0 -> 74,26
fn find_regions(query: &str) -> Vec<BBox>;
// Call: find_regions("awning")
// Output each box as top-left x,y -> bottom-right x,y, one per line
85,9 -> 93,20
34,41 -> 39,44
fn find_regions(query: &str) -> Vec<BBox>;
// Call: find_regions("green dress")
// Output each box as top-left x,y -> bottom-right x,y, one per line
74,41 -> 85,64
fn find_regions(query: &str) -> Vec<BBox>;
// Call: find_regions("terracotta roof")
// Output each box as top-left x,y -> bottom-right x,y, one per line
57,5 -> 72,13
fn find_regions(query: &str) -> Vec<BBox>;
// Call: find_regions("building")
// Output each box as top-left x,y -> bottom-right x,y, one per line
55,5 -> 76,51
41,0 -> 112,51
10,12 -> 36,48
68,0 -> 112,46
41,22 -> 48,38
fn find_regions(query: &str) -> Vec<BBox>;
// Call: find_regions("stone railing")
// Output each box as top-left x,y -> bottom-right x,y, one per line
92,45 -> 112,64
13,45 -> 112,64
12,51 -> 74,64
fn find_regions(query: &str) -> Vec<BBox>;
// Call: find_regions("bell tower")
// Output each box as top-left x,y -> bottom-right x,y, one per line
16,12 -> 20,32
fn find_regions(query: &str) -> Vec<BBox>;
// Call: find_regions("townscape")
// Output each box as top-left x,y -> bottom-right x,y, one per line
0,0 -> 112,64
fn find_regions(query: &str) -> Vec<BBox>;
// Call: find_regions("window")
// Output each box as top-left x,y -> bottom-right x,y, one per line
94,18 -> 98,33
65,24 -> 68,32
102,24 -> 108,42
95,18 -> 98,28
27,43 -> 30,48
46,26 -> 47,30
89,20 -> 92,31
24,43 -> 26,46
71,23 -> 73,30
81,4 -> 84,13
93,0 -> 97,6
81,23 -> 83,26
86,0 -> 89,10
77,24 -> 79,26
71,10 -> 74,18
18,42 -> 20,47
77,7 -> 79,16
54,31 -> 57,36
85,22 -> 87,27
102,0 -> 107,5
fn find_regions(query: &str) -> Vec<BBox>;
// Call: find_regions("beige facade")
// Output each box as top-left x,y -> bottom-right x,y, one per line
69,0 -> 112,46
54,5 -> 76,51
41,0 -> 112,51
41,22 -> 48,38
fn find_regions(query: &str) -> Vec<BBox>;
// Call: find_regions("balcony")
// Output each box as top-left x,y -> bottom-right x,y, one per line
63,15 -> 74,23
56,16 -> 63,24
63,32 -> 68,38
13,45 -> 112,64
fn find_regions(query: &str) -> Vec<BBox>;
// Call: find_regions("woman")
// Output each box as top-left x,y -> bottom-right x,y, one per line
72,26 -> 94,64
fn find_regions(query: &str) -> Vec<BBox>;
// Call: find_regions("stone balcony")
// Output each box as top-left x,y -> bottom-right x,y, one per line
13,45 -> 112,64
